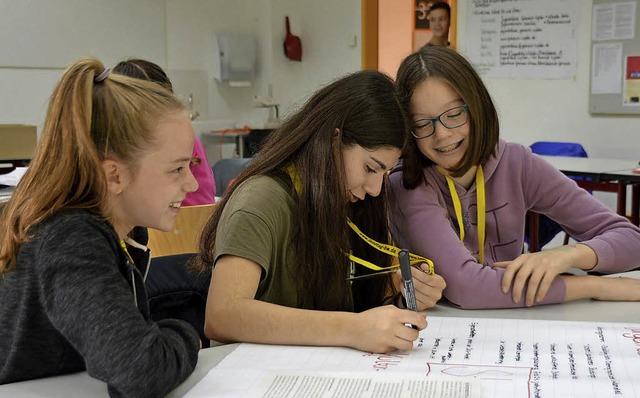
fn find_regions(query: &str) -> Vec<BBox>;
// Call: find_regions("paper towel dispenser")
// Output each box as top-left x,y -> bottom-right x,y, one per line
213,32 -> 256,87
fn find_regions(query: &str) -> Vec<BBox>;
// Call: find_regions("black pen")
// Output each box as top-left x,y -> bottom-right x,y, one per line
399,249 -> 419,315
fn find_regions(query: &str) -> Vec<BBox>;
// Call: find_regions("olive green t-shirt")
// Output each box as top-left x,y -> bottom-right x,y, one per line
214,173 -> 299,307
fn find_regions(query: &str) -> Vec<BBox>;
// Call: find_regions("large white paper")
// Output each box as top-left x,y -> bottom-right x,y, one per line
185,316 -> 640,398
465,0 -> 579,79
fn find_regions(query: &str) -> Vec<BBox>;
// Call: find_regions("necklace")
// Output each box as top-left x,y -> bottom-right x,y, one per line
285,163 -> 434,274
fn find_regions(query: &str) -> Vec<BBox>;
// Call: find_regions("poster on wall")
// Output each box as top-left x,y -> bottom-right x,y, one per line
592,1 -> 636,42
591,43 -> 623,95
465,0 -> 579,79
623,55 -> 640,105
415,0 -> 434,30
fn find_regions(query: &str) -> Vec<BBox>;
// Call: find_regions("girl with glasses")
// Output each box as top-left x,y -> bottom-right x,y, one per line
390,46 -> 640,309
193,70 -> 446,354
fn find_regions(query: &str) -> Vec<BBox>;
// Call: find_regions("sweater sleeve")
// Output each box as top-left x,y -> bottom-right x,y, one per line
390,145 -> 640,310
35,216 -> 200,398
184,137 -> 216,206
389,166 -> 566,310
524,151 -> 640,273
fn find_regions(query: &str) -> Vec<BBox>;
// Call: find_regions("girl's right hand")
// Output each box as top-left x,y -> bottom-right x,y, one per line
493,244 -> 596,306
350,305 -> 427,353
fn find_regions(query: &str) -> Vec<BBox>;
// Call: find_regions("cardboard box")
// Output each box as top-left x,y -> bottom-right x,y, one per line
0,124 -> 37,160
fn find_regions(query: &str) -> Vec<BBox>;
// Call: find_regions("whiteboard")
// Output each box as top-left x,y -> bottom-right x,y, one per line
0,0 -> 166,68
465,0 -> 579,79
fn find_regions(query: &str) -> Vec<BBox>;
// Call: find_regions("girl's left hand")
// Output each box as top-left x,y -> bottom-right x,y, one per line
492,245 -> 595,306
397,264 -> 446,310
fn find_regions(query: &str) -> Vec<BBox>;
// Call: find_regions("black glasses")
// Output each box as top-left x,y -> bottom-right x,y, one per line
411,104 -> 469,139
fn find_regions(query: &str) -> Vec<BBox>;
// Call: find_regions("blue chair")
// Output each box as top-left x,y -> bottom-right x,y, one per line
526,142 -> 588,251
212,158 -> 252,196
529,141 -> 587,158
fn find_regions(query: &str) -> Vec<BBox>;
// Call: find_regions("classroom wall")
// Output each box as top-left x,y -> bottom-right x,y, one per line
0,0 -> 361,134
376,1 -> 640,160
2,1 -> 638,162
456,1 -> 640,160
165,0 -> 360,129
376,1 -> 638,210
0,0 -> 167,130
378,0 -> 412,79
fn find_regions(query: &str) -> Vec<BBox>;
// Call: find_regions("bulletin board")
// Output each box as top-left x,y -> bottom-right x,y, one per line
589,0 -> 640,115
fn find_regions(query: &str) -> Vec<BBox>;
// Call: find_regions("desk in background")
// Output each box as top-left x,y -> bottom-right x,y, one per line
0,186 -> 13,203
1,123 -> 36,202
528,156 -> 640,252
200,128 -> 273,163
3,271 -> 639,398
600,166 -> 640,225
1,161 -> 30,205
201,129 -> 250,161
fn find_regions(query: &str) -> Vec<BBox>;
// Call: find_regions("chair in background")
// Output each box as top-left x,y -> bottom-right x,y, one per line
212,158 -> 252,196
526,141 -> 588,252
146,204 -> 215,348
529,141 -> 588,158
147,204 -> 215,257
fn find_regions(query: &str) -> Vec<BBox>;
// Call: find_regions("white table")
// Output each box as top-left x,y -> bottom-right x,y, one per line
2,272 -> 639,397
539,156 -> 638,180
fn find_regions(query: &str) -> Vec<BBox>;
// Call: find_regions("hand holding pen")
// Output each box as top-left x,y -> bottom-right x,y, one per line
345,248 -> 445,310
346,249 -> 443,350
397,250 -> 446,311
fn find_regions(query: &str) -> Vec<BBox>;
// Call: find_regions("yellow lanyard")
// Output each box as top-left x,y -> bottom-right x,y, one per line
442,166 -> 486,265
120,240 -> 135,265
346,219 -> 434,273
284,164 -> 434,274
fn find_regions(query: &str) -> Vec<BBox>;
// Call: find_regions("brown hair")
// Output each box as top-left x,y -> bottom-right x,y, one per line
429,1 -> 450,17
194,70 -> 410,312
0,57 -> 183,275
113,58 -> 173,91
395,46 -> 499,189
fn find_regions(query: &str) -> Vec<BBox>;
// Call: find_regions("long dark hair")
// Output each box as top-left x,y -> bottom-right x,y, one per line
395,46 -> 499,189
194,70 -> 410,311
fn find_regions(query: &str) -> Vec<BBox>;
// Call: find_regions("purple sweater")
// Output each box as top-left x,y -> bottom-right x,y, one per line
389,140 -> 640,309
